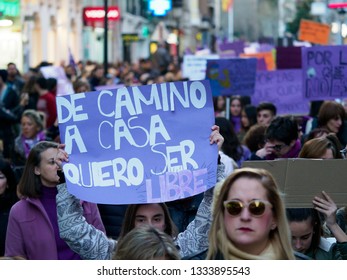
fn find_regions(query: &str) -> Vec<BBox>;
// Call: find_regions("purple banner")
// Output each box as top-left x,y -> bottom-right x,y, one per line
257,58 -> 267,71
276,46 -> 302,69
218,40 -> 245,56
206,58 -> 257,96
253,69 -> 310,115
302,45 -> 347,100
57,80 -> 217,204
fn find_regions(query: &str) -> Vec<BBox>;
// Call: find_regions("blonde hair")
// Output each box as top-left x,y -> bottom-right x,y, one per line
21,109 -> 44,131
113,225 -> 180,260
207,168 -> 295,260
299,134 -> 343,159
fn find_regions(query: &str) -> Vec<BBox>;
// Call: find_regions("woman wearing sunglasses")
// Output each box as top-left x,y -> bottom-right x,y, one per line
206,167 -> 295,260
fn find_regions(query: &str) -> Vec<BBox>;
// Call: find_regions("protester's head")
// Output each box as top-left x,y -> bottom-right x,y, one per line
118,203 -> 178,240
46,77 -> 57,93
17,141 -> 60,198
34,77 -> 48,91
241,105 -> 257,131
73,79 -> 91,93
256,102 -> 277,126
317,101 -> 345,134
242,124 -> 267,153
207,168 -> 295,259
264,116 -> 299,157
213,96 -> 226,116
299,134 -> 344,159
113,225 -> 180,260
286,208 -> 321,258
7,62 -> 19,78
230,96 -> 242,117
91,64 -> 105,79
0,158 -> 17,196
215,117 -> 243,162
20,110 -> 44,139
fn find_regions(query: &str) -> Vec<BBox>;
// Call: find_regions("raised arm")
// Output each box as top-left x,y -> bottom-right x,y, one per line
54,144 -> 116,259
313,191 -> 347,243
56,183 -> 116,260
175,163 -> 225,257
175,125 -> 225,257
313,191 -> 347,259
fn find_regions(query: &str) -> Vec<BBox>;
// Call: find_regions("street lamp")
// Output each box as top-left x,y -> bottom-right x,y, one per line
104,0 -> 108,77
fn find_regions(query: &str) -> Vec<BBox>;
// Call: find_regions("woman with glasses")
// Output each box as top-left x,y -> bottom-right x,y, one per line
206,168 -> 295,260
251,116 -> 301,160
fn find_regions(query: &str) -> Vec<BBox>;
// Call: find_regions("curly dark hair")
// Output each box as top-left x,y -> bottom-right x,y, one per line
265,116 -> 298,145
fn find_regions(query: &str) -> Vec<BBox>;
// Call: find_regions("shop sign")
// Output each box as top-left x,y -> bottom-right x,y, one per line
83,6 -> 120,27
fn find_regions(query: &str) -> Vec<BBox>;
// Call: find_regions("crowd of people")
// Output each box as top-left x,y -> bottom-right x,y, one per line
0,54 -> 347,260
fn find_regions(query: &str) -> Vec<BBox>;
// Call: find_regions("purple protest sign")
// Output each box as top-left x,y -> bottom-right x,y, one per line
57,80 -> 217,204
257,58 -> 267,71
258,43 -> 274,53
206,58 -> 257,96
253,69 -> 310,115
94,84 -> 126,91
302,45 -> 347,100
276,46 -> 302,69
218,40 -> 245,56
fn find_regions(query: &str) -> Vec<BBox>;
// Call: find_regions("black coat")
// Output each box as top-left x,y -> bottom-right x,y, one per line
97,204 -> 128,240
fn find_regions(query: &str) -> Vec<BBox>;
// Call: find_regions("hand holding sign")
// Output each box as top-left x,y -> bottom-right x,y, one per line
210,124 -> 224,151
313,191 -> 347,243
54,143 -> 69,169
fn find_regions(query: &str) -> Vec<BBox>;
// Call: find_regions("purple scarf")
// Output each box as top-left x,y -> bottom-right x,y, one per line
231,116 -> 242,133
266,139 -> 302,160
22,131 -> 46,158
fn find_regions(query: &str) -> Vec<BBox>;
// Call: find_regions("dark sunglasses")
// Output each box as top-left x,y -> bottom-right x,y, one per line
223,199 -> 272,217
269,144 -> 287,152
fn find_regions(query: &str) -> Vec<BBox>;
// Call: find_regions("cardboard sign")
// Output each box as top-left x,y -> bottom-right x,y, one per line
242,159 -> 347,208
302,45 -> 347,100
57,80 -> 217,204
253,69 -> 310,115
40,66 -> 74,96
206,58 -> 257,96
298,19 -> 330,45
182,54 -> 219,81
240,51 -> 276,71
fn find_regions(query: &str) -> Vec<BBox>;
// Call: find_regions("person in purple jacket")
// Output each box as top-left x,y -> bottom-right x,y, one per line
5,141 -> 105,260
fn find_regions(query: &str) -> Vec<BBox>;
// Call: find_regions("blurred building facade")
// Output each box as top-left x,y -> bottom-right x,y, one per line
0,0 -> 344,72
